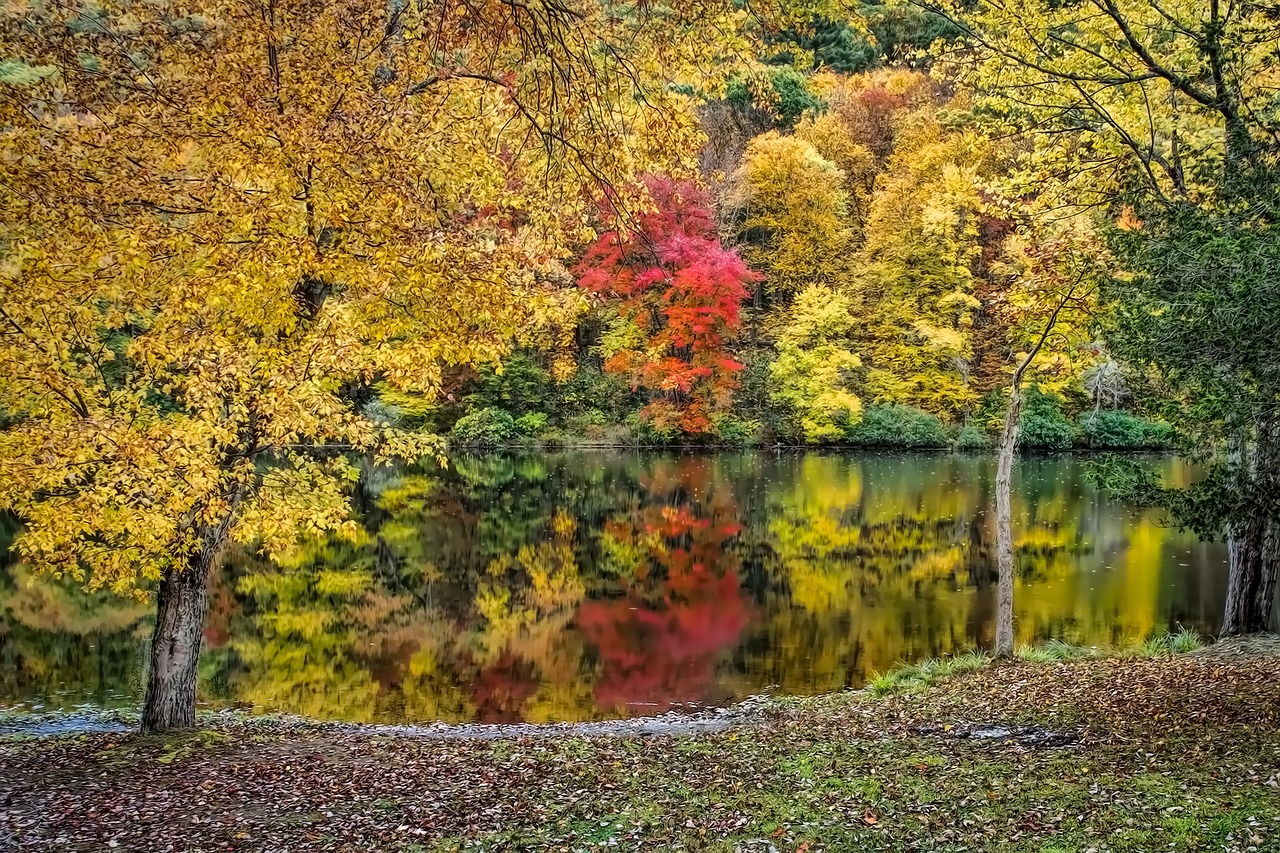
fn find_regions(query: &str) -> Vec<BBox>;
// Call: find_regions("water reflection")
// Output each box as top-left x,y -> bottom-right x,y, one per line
0,452 -> 1227,722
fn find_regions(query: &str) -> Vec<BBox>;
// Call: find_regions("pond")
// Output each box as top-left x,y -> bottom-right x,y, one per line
0,451 -> 1227,724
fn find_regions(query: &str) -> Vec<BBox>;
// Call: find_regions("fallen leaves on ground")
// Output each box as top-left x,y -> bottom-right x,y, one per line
2,652 -> 1278,852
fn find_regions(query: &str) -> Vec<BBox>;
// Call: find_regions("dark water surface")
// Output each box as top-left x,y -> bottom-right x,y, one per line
0,452 -> 1227,724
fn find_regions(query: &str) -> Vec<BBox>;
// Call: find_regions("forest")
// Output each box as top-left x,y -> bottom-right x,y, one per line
1,0 -> 1279,741
402,63 -> 1165,454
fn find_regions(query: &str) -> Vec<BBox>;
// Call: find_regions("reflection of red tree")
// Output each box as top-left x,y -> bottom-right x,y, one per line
580,463 -> 750,713
202,565 -> 240,648
469,652 -> 539,723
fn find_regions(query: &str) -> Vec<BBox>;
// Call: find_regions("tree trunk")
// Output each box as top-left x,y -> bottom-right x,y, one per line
989,279 -> 1079,656
141,521 -> 231,733
1222,416 -> 1280,635
994,384 -> 1022,658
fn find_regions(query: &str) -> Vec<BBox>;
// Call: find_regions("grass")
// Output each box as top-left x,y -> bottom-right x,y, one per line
870,631 -> 1209,697
1141,626 -> 1205,655
866,650 -> 991,696
1015,637 -> 1096,662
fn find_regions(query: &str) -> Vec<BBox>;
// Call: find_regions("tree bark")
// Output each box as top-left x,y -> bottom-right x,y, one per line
141,518 -> 233,733
994,384 -> 1021,658
1222,416 -> 1280,635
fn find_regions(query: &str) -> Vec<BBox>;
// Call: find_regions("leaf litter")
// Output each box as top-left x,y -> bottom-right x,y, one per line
1,650 -> 1278,852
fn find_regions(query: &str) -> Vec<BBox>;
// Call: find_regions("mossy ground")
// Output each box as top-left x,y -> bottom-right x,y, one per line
2,639 -> 1277,852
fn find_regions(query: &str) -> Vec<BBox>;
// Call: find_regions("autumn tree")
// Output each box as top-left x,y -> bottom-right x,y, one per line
795,71 -> 938,237
927,0 -> 1280,632
729,132 -> 851,302
855,111 -> 1002,418
988,227 -> 1101,656
769,285 -> 863,442
0,0 -> 752,731
577,176 -> 756,435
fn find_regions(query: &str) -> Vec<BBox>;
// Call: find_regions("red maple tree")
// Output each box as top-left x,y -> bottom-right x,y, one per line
577,175 -> 757,434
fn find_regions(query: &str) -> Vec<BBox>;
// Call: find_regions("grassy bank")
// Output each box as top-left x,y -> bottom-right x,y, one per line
2,639 -> 1278,852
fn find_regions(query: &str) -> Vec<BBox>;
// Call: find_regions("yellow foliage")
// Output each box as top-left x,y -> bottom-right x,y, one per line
769,286 -> 863,442
853,112 -> 1002,417
731,132 -> 852,296
0,0 -> 749,595
795,113 -> 876,237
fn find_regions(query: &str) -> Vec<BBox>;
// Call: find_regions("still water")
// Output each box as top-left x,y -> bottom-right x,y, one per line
0,452 -> 1226,724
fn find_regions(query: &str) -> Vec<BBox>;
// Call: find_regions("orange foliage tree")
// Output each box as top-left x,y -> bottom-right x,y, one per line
577,176 -> 757,434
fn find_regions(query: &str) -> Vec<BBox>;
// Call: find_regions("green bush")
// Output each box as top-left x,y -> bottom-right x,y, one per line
731,348 -> 787,435
954,422 -> 992,450
1018,389 -> 1074,450
564,407 -> 609,436
712,416 -> 762,447
464,352 -> 549,416
1078,410 -> 1174,449
449,407 -> 516,445
514,411 -> 549,437
845,405 -> 949,448
552,364 -> 636,422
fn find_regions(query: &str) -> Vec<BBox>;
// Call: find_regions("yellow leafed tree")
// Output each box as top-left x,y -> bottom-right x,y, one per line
856,114 -> 1002,417
729,131 -> 852,300
0,0 -> 751,730
768,285 -> 863,442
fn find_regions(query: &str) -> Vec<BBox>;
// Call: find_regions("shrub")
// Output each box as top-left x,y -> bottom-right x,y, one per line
1078,409 -> 1174,449
1017,388 -> 1074,450
845,405 -> 949,448
954,422 -> 992,450
625,412 -> 679,446
564,407 -> 608,436
733,347 -> 791,439
449,407 -> 515,445
552,363 -> 636,422
464,352 -> 549,416
712,416 -> 762,447
514,411 -> 549,437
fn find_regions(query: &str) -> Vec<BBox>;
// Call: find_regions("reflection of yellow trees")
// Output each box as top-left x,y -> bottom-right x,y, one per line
2,454 -> 1219,720
0,564 -> 150,707
756,456 -> 978,693
769,460 -> 862,615
397,637 -> 477,723
229,491 -> 593,722
753,456 -> 1192,688
472,510 -> 584,667
2,564 -> 148,635
1014,515 -> 1167,646
1115,520 -> 1164,641
1007,460 -> 1181,646
232,568 -> 383,722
